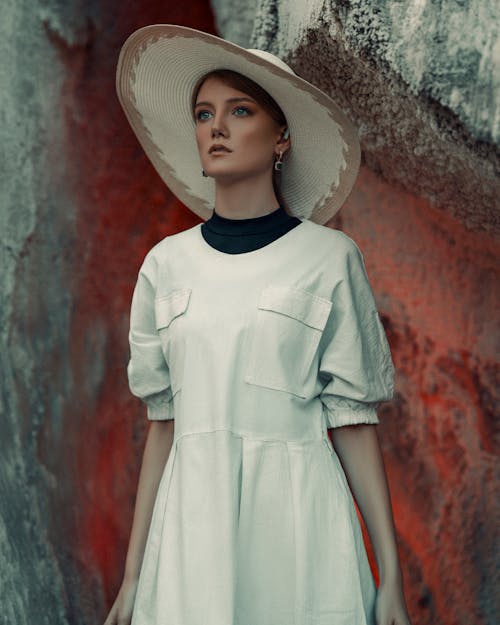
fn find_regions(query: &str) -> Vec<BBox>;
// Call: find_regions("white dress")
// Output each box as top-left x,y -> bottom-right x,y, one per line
128,218 -> 395,625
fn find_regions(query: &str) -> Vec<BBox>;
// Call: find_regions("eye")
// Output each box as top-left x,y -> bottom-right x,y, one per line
195,110 -> 212,121
233,106 -> 251,116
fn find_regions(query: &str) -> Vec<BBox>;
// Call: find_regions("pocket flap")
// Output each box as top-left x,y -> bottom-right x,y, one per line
155,288 -> 191,330
258,286 -> 332,330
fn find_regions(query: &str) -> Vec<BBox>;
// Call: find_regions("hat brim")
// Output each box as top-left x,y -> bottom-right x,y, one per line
116,24 -> 360,224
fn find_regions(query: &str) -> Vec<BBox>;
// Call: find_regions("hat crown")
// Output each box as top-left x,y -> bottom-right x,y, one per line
245,49 -> 296,76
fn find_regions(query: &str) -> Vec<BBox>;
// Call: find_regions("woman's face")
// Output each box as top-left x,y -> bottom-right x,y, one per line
194,76 -> 288,183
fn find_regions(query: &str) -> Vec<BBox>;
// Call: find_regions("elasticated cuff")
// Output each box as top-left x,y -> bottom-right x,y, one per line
322,402 -> 380,428
146,398 -> 175,421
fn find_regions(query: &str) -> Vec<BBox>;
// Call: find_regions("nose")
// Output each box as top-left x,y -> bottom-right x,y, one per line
211,111 -> 228,138
211,125 -> 227,138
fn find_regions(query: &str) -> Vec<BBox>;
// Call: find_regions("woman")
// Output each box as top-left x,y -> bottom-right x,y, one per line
105,24 -> 412,625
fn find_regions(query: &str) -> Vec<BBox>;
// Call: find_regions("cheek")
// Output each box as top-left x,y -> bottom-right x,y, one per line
195,125 -> 208,147
240,125 -> 276,155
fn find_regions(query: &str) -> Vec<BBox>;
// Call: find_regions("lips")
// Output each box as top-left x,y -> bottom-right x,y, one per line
209,144 -> 232,154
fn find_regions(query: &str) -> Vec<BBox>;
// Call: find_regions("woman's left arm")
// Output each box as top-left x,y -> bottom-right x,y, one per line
330,423 -> 412,625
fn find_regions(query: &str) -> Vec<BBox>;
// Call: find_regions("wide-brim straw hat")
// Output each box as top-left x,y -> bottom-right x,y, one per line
116,24 -> 360,225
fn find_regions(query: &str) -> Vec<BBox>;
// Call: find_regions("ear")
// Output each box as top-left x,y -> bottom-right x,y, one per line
276,125 -> 291,153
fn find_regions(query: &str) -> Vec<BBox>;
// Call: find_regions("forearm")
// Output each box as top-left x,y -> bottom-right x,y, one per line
123,419 -> 175,582
329,423 -> 402,584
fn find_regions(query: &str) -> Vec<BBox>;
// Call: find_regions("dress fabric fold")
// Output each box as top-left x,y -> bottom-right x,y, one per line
127,217 -> 395,625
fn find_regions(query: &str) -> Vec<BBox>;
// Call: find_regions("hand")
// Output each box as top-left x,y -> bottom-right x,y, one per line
375,579 -> 412,625
103,577 -> 139,625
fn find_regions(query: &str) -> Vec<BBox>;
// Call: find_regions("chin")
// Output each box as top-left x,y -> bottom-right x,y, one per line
209,169 -> 244,182
210,167 -> 264,184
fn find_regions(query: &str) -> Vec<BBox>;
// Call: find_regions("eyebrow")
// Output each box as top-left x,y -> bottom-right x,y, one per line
194,96 -> 257,109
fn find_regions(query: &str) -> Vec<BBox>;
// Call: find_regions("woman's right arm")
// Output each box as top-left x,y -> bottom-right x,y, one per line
103,418 -> 175,625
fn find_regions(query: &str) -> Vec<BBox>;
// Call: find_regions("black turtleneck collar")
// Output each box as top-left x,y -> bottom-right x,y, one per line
201,205 -> 302,254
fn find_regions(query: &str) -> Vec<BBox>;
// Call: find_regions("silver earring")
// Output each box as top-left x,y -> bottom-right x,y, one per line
274,150 -> 283,172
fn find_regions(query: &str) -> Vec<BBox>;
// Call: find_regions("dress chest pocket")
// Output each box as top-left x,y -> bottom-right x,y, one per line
244,285 -> 332,398
154,287 -> 192,396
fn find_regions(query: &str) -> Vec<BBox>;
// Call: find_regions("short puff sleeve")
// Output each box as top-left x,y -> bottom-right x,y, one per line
127,252 -> 174,420
319,240 -> 395,428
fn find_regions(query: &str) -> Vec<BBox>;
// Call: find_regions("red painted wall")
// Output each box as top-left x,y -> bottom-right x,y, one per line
40,3 -> 215,622
336,170 -> 498,625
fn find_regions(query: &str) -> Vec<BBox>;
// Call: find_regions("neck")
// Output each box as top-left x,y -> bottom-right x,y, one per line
213,172 -> 279,219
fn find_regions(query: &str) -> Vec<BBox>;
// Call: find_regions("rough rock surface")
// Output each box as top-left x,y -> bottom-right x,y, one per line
335,172 -> 499,625
212,0 -> 500,234
0,1 -> 213,624
1,1 -> 498,625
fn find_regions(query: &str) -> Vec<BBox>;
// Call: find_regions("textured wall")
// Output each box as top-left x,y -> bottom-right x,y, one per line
1,1 -> 498,625
210,2 -> 500,625
213,0 -> 500,234
0,1 -> 213,624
